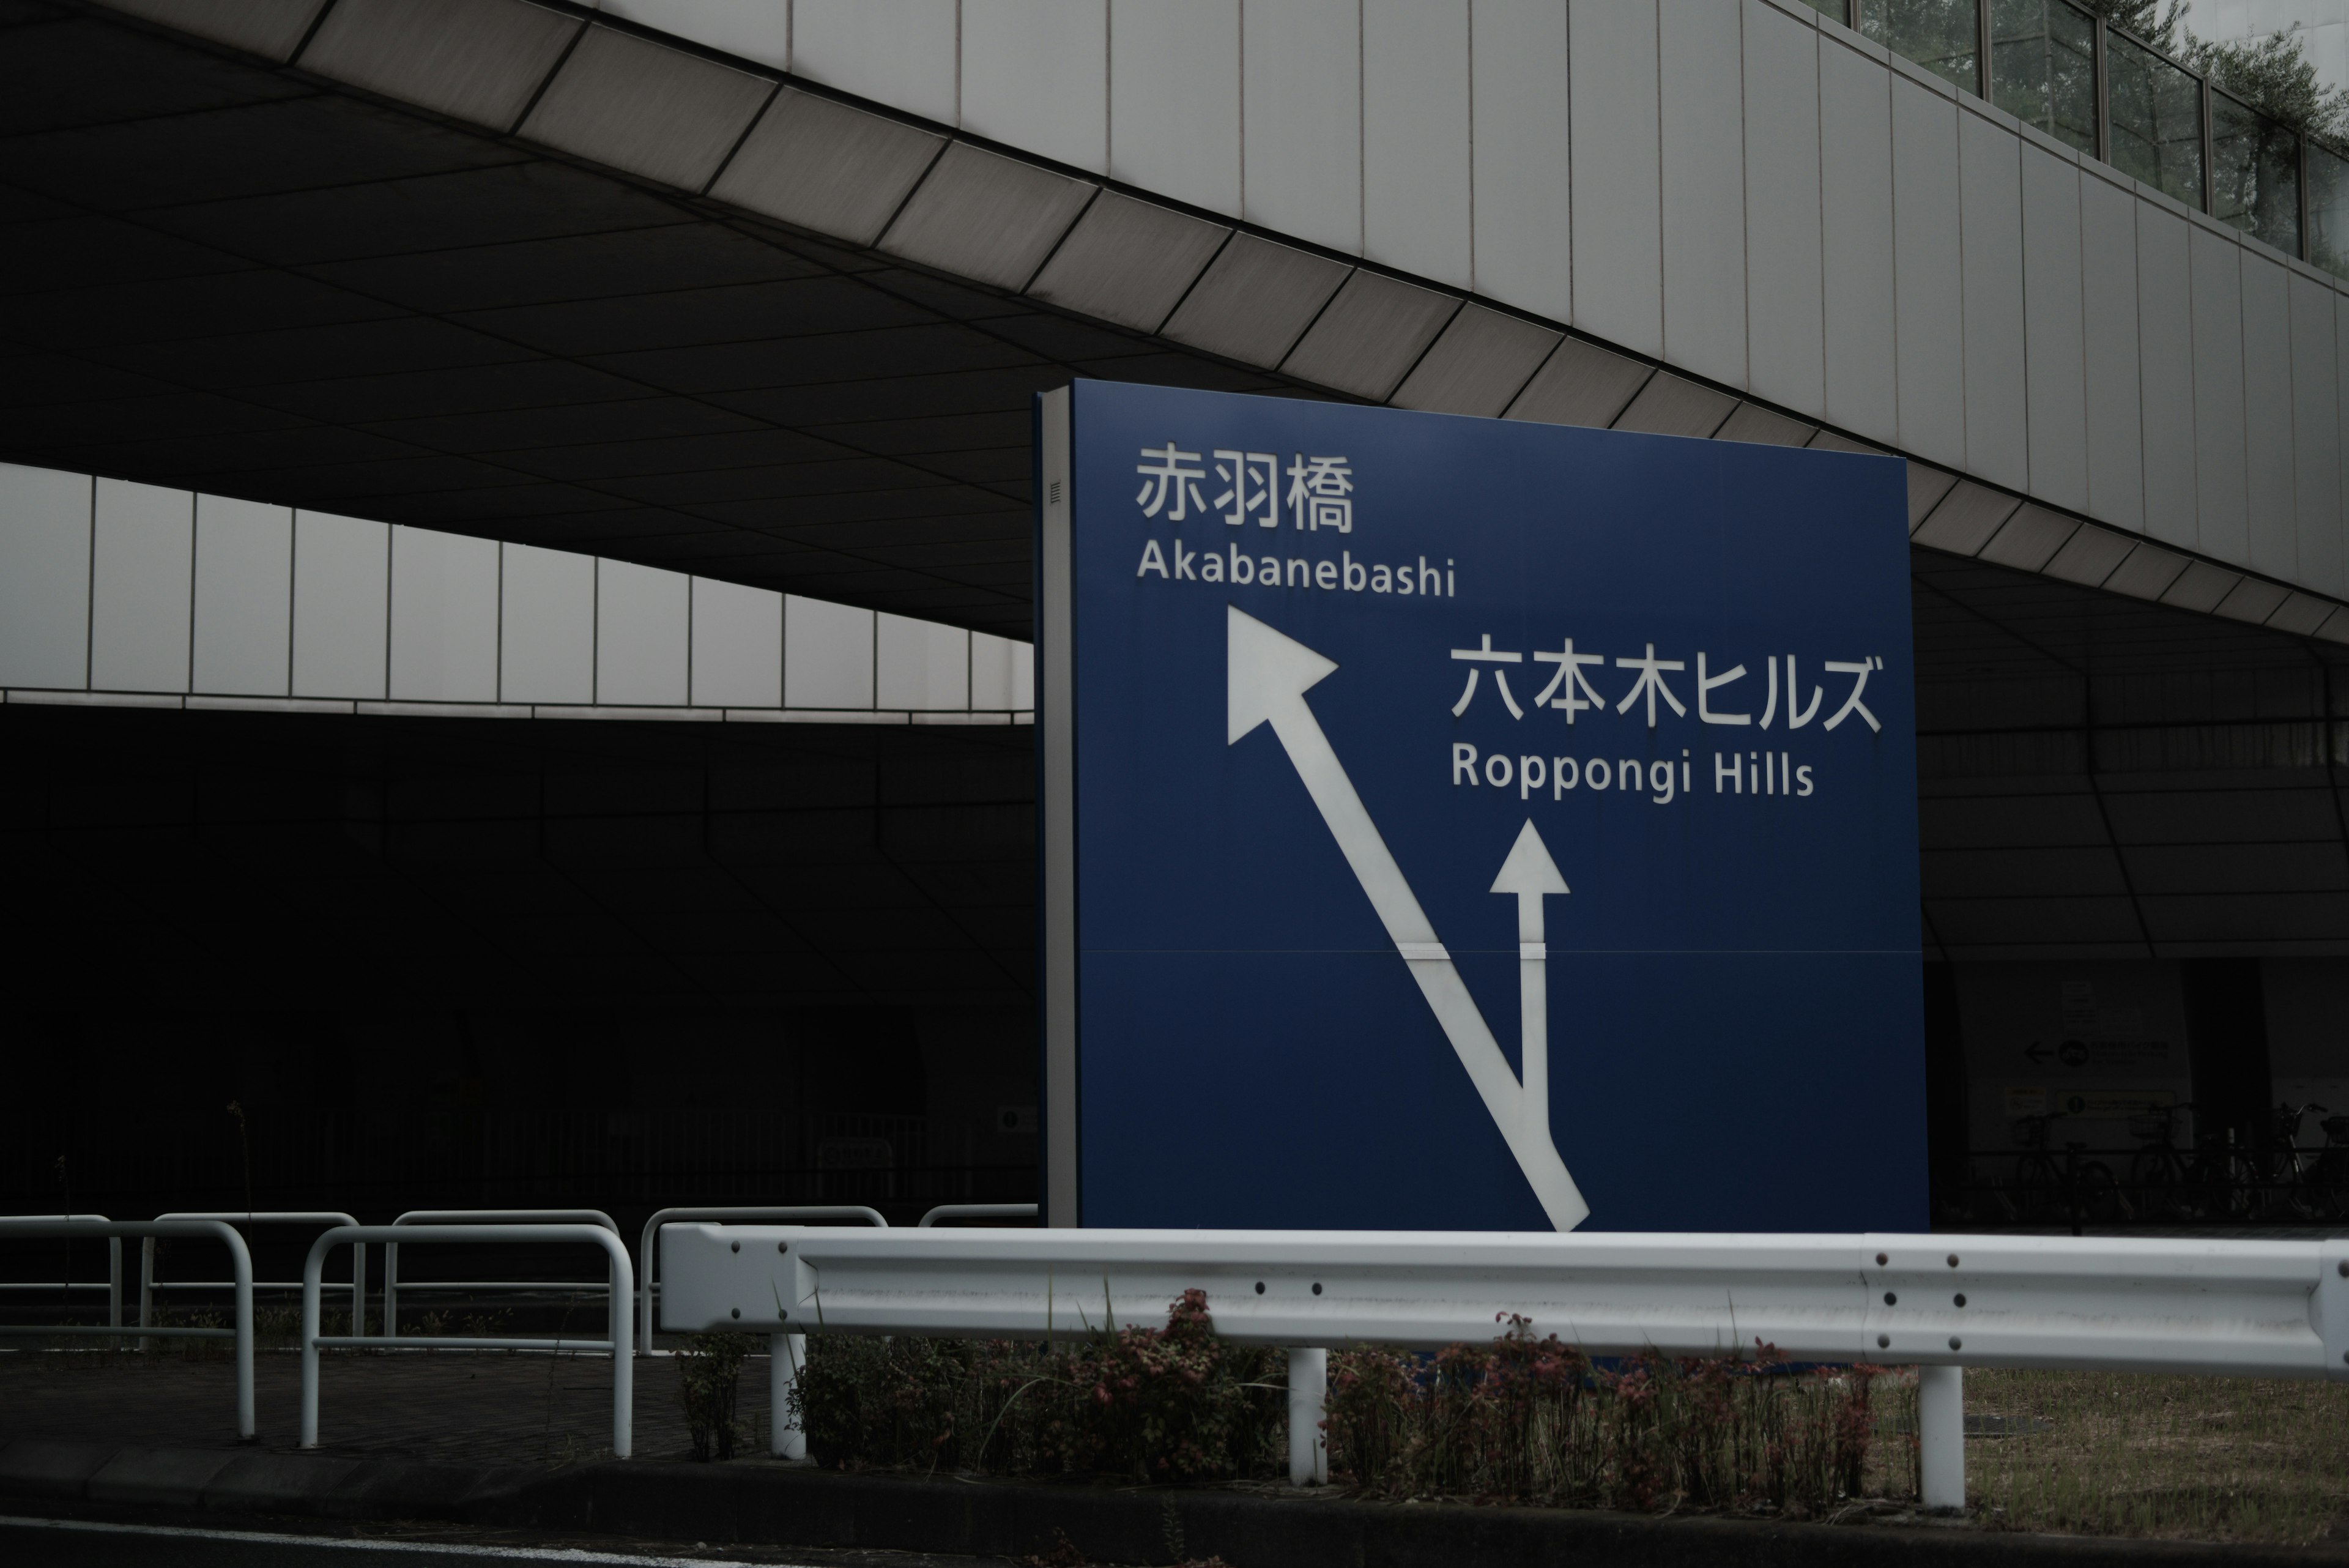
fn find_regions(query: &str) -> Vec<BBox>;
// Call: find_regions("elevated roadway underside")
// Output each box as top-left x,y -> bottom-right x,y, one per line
1,1 -> 2344,971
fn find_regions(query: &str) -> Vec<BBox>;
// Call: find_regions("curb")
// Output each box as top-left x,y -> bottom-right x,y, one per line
2,1440 -> 2340,1567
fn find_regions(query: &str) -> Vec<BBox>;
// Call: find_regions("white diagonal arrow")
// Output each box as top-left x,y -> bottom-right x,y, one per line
1227,606 -> 1589,1230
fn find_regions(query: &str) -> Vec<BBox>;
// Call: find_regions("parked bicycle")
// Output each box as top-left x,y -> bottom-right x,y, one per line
2258,1102 -> 2332,1220
2126,1102 -> 2201,1222
2312,1113 -> 2349,1221
2011,1113 -> 2125,1230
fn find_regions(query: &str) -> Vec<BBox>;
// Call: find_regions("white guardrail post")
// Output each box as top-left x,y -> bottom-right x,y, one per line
658,1227 -> 2349,1509
1286,1347 -> 1328,1486
302,1223 -> 633,1457
386,1209 -> 620,1339
918,1203 -> 1039,1227
1918,1364 -> 1965,1510
1,1218 -> 252,1439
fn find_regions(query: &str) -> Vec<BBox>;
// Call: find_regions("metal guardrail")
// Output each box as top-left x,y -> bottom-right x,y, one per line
659,1224 -> 2349,1503
302,1223 -> 634,1457
147,1212 -> 362,1345
385,1208 -> 619,1337
633,1205 -> 885,1462
918,1203 -> 1038,1227
634,1205 -> 884,1368
0,1217 -> 255,1440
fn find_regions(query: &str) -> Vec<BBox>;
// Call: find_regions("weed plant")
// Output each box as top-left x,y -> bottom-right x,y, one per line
793,1289 -> 1286,1481
790,1293 -> 1914,1514
678,1331 -> 750,1461
1326,1316 -> 1912,1515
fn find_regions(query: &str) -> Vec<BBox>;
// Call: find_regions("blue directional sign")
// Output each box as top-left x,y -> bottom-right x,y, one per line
1035,379 -> 1922,1233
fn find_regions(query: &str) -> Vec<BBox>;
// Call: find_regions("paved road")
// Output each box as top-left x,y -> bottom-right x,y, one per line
0,1517 -> 993,1568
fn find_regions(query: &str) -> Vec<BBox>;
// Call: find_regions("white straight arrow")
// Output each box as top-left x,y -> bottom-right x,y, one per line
1227,606 -> 1589,1230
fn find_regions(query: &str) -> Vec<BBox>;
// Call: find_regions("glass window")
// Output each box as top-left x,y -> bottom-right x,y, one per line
2106,31 -> 2205,209
1859,0 -> 1981,96
1796,0 -> 1852,17
2209,92 -> 2301,256
2309,142 -> 2349,278
1989,0 -> 2096,154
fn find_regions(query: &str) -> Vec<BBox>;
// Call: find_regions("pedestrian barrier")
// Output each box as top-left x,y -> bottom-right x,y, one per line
633,1205 -> 886,1462
917,1203 -> 1039,1227
0,1217 -> 255,1440
302,1223 -> 634,1456
147,1212 -> 362,1347
384,1208 -> 620,1338
0,1213 -> 120,1330
657,1224 -> 2349,1504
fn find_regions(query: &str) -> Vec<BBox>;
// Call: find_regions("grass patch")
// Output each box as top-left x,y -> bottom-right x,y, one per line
1967,1369 -> 2349,1545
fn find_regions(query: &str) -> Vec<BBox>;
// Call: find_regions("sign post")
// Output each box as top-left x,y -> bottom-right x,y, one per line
1037,380 -> 1923,1233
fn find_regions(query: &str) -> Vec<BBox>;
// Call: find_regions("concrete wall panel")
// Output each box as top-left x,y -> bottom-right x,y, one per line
963,0 -> 1107,174
1469,0 -> 1571,323
292,509 -> 387,700
2079,172 -> 2145,532
2019,143 -> 2088,512
1891,76 -> 1966,469
877,611 -> 968,711
1241,0 -> 1362,255
2137,203 -> 2199,548
2189,227 -> 2250,563
595,555 -> 689,706
1959,108 -> 2027,491
785,592 -> 874,709
191,494 -> 291,697
1819,35 -> 1899,447
1363,0 -> 1471,289
1109,0 -> 1239,216
2291,273 -> 2344,598
390,524 -> 499,703
1658,0 -> 1748,388
0,463 -> 89,691
2240,253 -> 2296,582
1742,0 -> 1824,418
691,574 -> 783,708
499,541 -> 594,705
1570,0 -> 1662,355
790,0 -> 959,124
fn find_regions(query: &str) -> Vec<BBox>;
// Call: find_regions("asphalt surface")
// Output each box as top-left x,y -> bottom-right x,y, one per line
0,1517 -> 1000,1568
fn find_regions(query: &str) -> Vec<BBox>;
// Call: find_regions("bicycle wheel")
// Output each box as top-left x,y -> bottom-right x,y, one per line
2126,1150 -> 2179,1221
2013,1156 -> 2061,1224
2077,1162 -> 2126,1224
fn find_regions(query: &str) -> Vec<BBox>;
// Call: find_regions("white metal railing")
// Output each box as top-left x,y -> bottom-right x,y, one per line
385,1208 -> 619,1337
302,1223 -> 633,1456
918,1203 -> 1038,1227
658,1225 -> 2349,1503
1,1217 -> 255,1440
0,1214 -> 121,1330
147,1212 -> 362,1347
633,1204 -> 886,1463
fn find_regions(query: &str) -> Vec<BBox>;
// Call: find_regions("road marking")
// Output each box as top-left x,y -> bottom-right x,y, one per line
0,1517 -> 806,1567
1226,605 -> 1589,1230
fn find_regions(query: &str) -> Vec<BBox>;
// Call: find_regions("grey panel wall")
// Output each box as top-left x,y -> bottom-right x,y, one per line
191,494 -> 290,697
1819,31 -> 1901,447
1659,0 -> 1747,389
1744,0 -> 1825,419
1570,0 -> 1663,360
0,464 -> 90,691
2020,142 -> 2089,513
1893,74 -> 1967,470
1469,0 -> 1572,324
292,510 -> 387,700
5,461 -> 1032,720
2241,255 -> 2298,582
1363,0 -> 1471,289
390,524 -> 498,703
2139,205 -> 2200,548
2291,273 -> 2344,597
1959,108 -> 2029,492
2080,171 -> 2147,531
2191,225 -> 2252,563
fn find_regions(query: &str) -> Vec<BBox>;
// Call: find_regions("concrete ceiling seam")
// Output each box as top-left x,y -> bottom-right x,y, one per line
15,0 -> 2348,650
